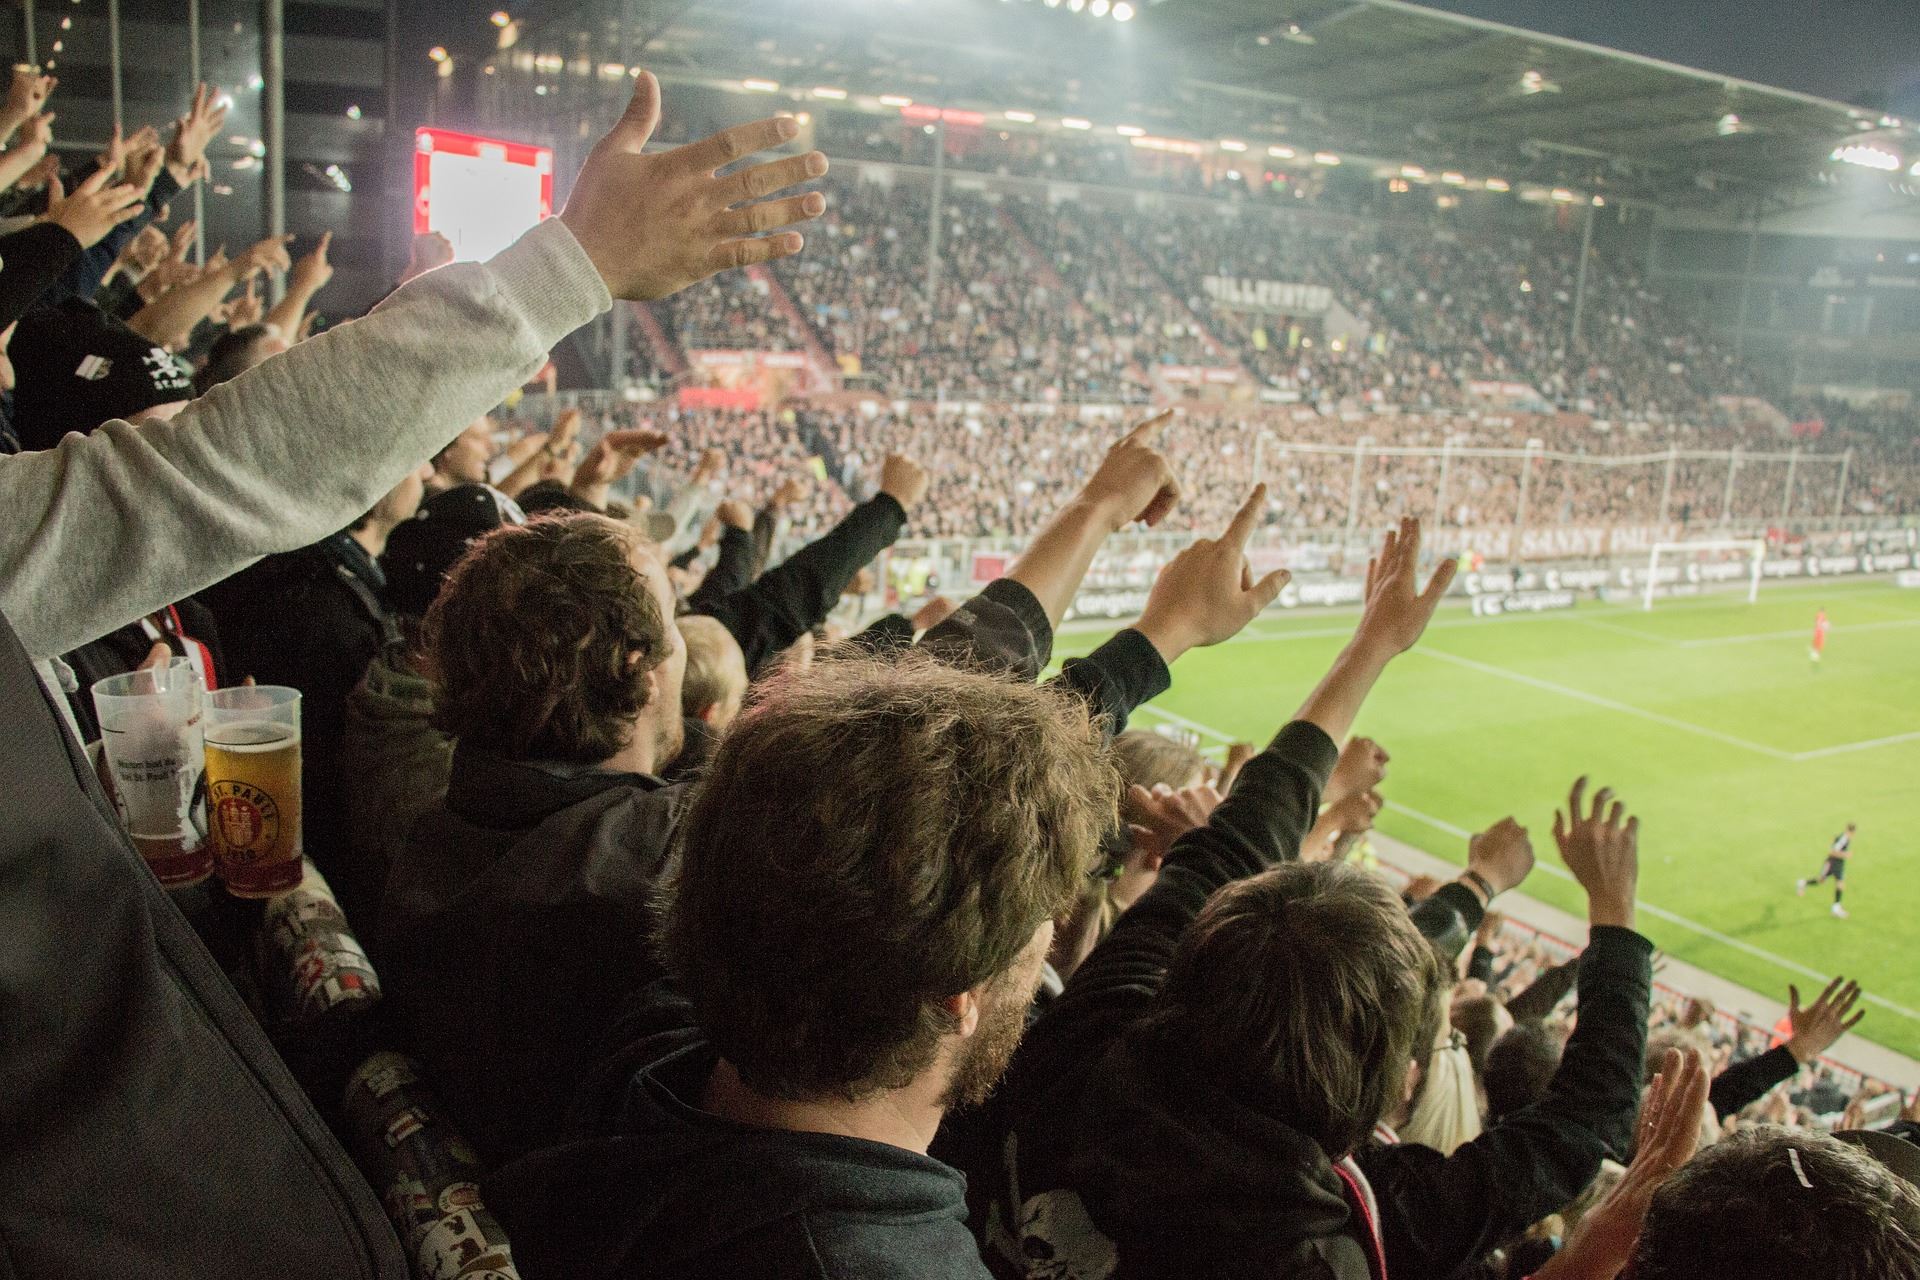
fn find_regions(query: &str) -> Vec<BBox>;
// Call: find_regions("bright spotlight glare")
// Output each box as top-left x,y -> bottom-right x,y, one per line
1062,117 -> 1092,130
1484,177 -> 1511,191
1831,143 -> 1901,171
1112,1 -> 1134,18
1005,110 -> 1037,123
1090,0 -> 1109,15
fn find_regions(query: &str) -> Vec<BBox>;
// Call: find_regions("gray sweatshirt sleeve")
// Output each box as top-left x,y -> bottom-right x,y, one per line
0,218 -> 612,659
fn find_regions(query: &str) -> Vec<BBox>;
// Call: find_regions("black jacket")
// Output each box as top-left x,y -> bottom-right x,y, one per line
693,493 -> 906,677
200,532 -> 397,923
0,611 -> 405,1278
961,720 -> 1386,1280
1710,1044 -> 1800,1120
59,598 -> 225,742
1355,926 -> 1653,1280
377,746 -> 690,1168
488,988 -> 993,1280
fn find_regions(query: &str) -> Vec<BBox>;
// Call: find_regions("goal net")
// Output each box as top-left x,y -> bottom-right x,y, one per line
1643,539 -> 1766,611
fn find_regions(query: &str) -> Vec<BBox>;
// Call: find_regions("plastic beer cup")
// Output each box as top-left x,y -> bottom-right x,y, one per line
91,658 -> 213,887
204,685 -> 304,897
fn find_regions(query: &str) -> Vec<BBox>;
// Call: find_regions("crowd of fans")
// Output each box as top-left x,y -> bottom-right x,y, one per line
8,67 -> 1920,1280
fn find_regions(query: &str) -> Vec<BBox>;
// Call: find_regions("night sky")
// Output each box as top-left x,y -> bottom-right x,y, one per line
1415,0 -> 1920,114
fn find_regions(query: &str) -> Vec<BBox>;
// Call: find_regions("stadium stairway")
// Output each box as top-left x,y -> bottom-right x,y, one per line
997,204 -> 1156,392
629,301 -> 689,379
751,264 -> 843,392
1104,219 -> 1248,378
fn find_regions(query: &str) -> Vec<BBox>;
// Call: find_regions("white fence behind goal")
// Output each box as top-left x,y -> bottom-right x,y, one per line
1643,540 -> 1766,611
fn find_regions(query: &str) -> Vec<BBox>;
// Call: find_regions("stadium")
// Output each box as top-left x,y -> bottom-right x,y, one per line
6,0 -> 1920,1275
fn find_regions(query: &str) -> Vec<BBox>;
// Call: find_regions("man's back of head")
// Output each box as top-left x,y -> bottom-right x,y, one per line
424,512 -> 681,768
662,650 -> 1118,1107
1628,1126 -> 1920,1280
1140,860 -> 1440,1158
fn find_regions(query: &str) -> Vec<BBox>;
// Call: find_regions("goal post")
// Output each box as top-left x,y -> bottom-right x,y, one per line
1643,539 -> 1766,611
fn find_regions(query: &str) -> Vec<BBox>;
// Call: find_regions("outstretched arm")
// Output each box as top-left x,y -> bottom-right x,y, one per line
1,70 -> 827,659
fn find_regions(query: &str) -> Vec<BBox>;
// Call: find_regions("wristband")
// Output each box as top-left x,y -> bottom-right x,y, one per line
1462,869 -> 1496,905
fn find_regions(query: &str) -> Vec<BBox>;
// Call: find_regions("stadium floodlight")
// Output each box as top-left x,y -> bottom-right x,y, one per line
1550,187 -> 1576,202
1068,0 -> 1085,11
1005,110 -> 1037,123
741,78 -> 779,92
1441,171 -> 1465,184
1116,125 -> 1145,137
1269,145 -> 1296,159
1592,194 -> 1606,207
879,94 -> 913,107
1831,143 -> 1901,171
1484,177 -> 1511,191
1112,2 -> 1135,19
1062,117 -> 1093,130
1090,0 -> 1109,15
811,86 -> 848,100
1911,161 -> 1920,177
1644,540 -> 1765,611
1220,139 -> 1248,151
1313,151 -> 1340,165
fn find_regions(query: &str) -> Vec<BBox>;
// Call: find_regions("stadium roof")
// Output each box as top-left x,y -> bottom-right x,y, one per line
489,0 -> 1920,214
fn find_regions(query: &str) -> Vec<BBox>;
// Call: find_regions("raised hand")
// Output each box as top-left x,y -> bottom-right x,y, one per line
1784,976 -> 1867,1064
690,447 -> 726,488
45,168 -> 145,250
1327,735 -> 1390,809
224,276 -> 263,328
1081,410 -> 1179,530
5,66 -> 56,126
878,453 -> 930,513
290,230 -> 334,295
169,218 -> 198,262
1467,816 -> 1535,898
1123,781 -> 1226,878
770,475 -> 809,508
122,130 -> 166,196
1354,516 -> 1456,659
715,499 -> 752,531
560,70 -> 827,300
1134,483 -> 1289,663
1307,788 -> 1382,862
1554,777 -> 1640,929
572,427 -> 670,504
1532,1047 -> 1709,1280
166,83 -> 229,184
235,234 -> 294,280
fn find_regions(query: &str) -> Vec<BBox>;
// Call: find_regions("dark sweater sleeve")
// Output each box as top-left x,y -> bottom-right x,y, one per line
0,223 -> 84,329
1710,1045 -> 1800,1120
1047,627 -> 1170,740
1358,926 -> 1654,1280
44,169 -> 181,308
692,494 -> 905,677
916,577 -> 1052,681
682,525 -> 754,616
1506,956 -> 1583,1023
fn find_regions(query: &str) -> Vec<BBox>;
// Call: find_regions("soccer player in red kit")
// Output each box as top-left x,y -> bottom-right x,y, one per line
1810,608 -> 1829,664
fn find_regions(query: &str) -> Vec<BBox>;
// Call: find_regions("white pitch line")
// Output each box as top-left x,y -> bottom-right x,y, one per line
1794,730 -> 1920,762
1412,646 -> 1796,760
1133,706 -> 1920,1025
1573,617 -> 1681,646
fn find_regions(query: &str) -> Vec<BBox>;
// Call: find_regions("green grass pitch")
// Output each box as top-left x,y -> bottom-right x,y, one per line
1059,575 -> 1920,1059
